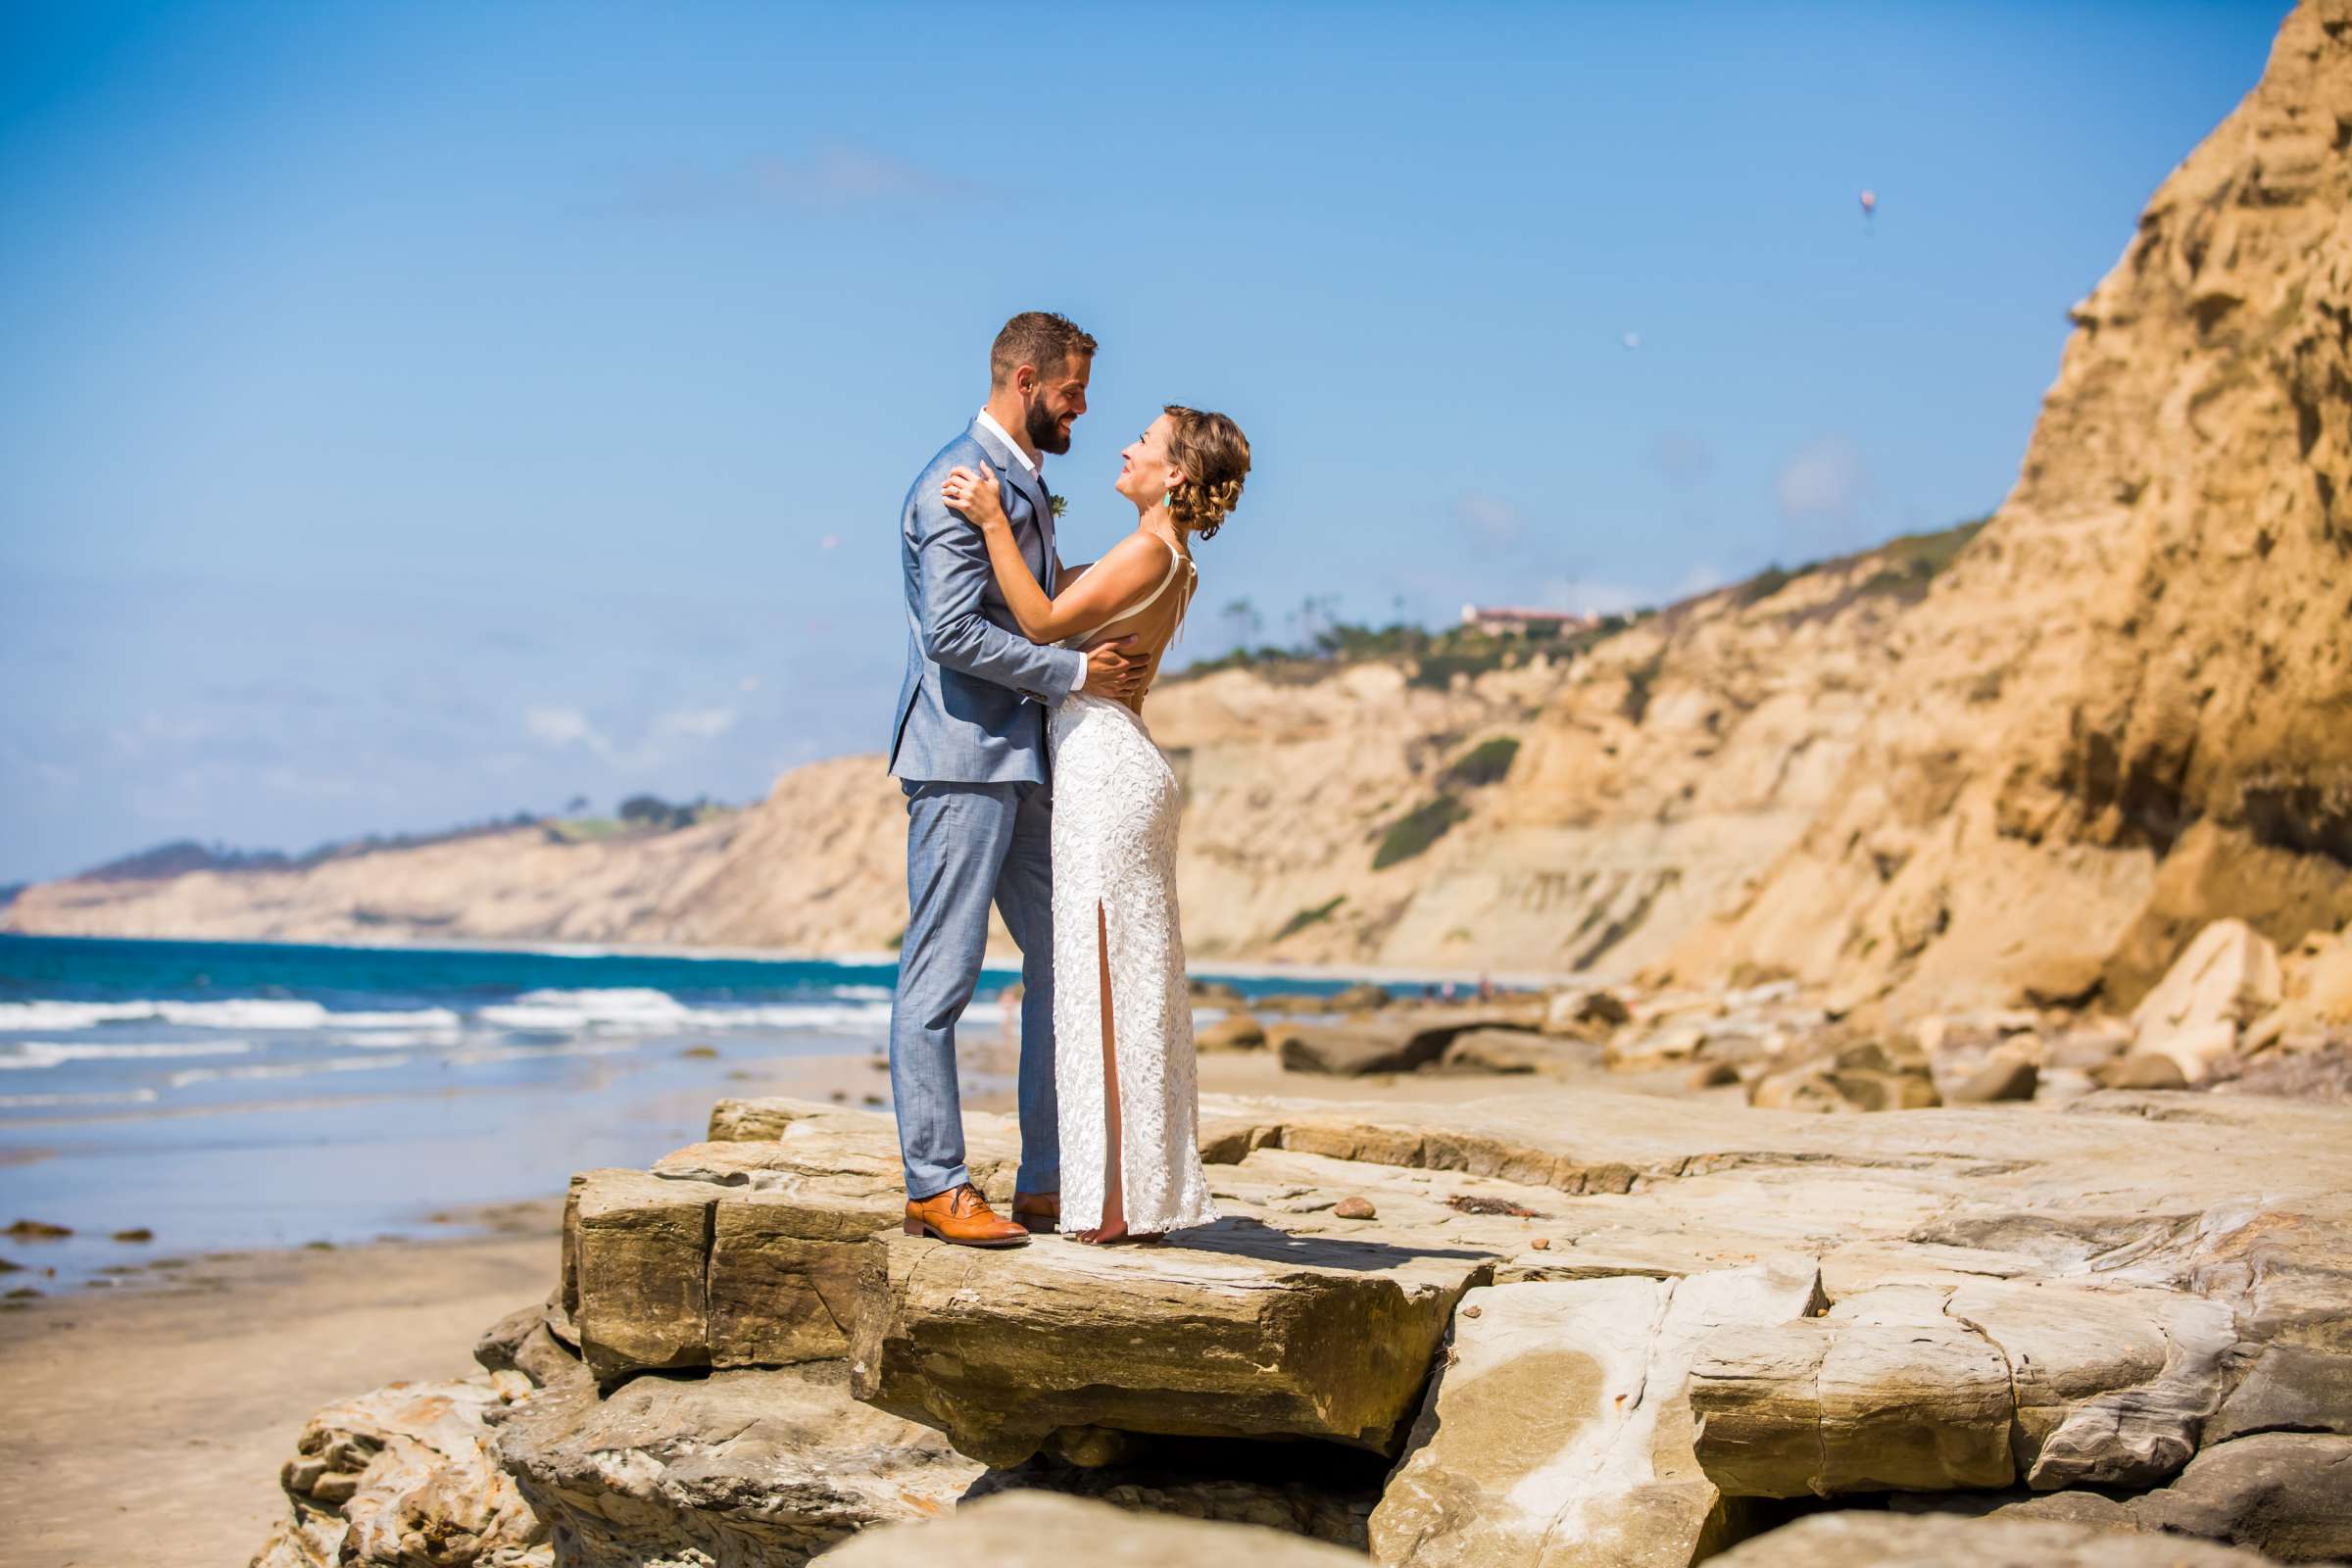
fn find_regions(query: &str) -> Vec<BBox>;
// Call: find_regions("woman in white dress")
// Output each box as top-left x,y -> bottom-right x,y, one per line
939,406 -> 1250,1244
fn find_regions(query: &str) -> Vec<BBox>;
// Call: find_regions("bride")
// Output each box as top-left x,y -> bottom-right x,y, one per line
939,406 -> 1250,1245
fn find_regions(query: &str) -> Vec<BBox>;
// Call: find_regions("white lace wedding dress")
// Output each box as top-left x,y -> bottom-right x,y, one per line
1048,539 -> 1220,1236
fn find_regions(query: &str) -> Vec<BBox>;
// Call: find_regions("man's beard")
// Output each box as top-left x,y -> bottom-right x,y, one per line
1023,392 -> 1071,456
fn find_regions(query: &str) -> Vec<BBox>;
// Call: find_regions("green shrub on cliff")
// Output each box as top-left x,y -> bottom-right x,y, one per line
1274,896 -> 1347,941
1374,796 -> 1470,870
1443,736 -> 1521,788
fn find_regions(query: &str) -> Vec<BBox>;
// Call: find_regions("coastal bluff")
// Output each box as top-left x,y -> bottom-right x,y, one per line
249,1078 -> 2352,1567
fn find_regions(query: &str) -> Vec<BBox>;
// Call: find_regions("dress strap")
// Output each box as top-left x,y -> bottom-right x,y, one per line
1071,537 -> 1194,646
1122,537 -> 1186,619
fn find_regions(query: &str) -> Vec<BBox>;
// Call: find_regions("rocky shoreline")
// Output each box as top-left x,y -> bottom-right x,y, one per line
240,942 -> 2351,1567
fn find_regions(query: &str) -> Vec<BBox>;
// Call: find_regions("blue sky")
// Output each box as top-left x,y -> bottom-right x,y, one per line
0,1 -> 2288,882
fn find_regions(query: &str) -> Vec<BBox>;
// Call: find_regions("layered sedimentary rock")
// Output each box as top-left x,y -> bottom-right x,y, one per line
526,1078 -> 2352,1565
242,1066 -> 2352,1568
849,1223 -> 1481,1469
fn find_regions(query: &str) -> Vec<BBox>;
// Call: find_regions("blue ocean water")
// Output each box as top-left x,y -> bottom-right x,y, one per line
0,935 -> 1358,1290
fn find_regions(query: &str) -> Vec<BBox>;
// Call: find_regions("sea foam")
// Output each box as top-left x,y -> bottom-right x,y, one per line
0,1000 -> 463,1033
0,1039 -> 260,1070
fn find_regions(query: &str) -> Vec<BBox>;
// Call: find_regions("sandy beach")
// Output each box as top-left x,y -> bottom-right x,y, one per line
0,1200 -> 563,1568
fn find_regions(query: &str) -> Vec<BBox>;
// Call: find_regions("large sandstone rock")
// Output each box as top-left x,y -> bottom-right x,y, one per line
2129,1432 -> 2352,1564
1438,1026 -> 1591,1074
2207,1344 -> 2352,1443
1691,1272 -> 2240,1498
493,1361 -> 981,1568
563,1101 -> 1017,1381
822,1492 -> 1362,1568
1277,1012 -> 1538,1076
1369,1257 -> 1825,1567
1942,1280 -> 2234,1490
2132,918 -> 2285,1081
1690,1314 -> 2014,1495
473,1301 -> 581,1391
1708,1510 -> 2276,1568
1195,1011 -> 1267,1052
251,1375 -> 551,1568
849,1222 -> 1483,1468
1544,986 -> 1631,1034
1746,1040 -> 1939,1114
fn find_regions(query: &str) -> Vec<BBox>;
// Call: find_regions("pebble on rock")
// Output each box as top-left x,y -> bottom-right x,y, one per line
1530,1237 -> 1552,1250
1950,1055 -> 2039,1104
2098,1054 -> 2190,1091
1333,1196 -> 1378,1219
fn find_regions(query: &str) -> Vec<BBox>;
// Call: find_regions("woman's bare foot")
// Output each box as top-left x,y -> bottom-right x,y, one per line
1068,1221 -> 1166,1246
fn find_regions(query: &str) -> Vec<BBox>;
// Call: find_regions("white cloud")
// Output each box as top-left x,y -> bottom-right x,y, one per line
659,706 -> 738,742
524,707 -> 597,748
1776,437 -> 1867,530
522,703 -> 736,769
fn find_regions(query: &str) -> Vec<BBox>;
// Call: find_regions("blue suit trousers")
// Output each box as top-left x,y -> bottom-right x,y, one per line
887,778 -> 1059,1199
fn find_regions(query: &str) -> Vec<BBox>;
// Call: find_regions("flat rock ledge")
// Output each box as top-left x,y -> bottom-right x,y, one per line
849,1223 -> 1481,1468
525,1083 -> 2352,1566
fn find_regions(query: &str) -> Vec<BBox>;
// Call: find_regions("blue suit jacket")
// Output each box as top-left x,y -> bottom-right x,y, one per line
887,419 -> 1086,783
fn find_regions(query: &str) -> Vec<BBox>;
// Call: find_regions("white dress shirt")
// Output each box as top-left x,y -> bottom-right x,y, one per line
973,410 -> 1084,698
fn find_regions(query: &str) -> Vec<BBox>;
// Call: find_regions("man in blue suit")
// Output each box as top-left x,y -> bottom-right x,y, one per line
887,312 -> 1142,1247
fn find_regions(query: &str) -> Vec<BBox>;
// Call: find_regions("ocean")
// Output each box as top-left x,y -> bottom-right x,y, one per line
0,934 -> 1362,1291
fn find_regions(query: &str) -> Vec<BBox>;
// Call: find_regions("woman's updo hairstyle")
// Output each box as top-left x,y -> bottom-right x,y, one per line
1163,405 -> 1250,541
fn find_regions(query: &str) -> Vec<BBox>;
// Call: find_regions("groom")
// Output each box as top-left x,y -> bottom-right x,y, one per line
885,311 -> 1144,1247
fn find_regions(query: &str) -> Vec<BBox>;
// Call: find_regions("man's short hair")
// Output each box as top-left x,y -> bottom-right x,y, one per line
991,311 -> 1097,388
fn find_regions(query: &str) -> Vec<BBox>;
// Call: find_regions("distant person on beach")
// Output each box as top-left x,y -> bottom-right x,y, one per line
884,313 -> 1145,1249
934,360 -> 1250,1245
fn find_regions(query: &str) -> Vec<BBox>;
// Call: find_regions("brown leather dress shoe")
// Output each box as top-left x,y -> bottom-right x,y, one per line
903,1184 -> 1029,1248
1011,1191 -> 1060,1234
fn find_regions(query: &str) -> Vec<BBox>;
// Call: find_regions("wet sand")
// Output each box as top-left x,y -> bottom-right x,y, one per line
0,1200 -> 562,1568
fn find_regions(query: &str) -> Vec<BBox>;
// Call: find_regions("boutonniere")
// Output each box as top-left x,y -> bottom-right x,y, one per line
1049,493 -> 1068,520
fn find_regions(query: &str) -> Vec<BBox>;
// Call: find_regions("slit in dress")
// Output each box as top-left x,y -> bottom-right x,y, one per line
1093,899 -> 1127,1237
